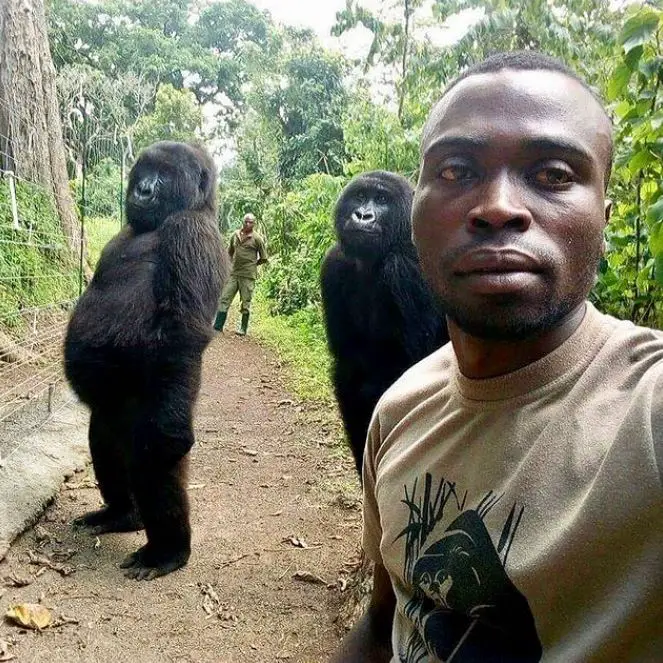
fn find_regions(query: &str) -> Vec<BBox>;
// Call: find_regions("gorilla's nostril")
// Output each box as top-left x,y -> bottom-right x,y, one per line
136,180 -> 155,198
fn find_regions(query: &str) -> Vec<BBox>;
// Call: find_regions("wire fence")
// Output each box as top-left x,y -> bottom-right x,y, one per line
0,105 -> 126,465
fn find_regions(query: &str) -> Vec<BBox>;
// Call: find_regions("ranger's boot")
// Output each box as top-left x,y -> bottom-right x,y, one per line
213,311 -> 227,331
235,312 -> 250,336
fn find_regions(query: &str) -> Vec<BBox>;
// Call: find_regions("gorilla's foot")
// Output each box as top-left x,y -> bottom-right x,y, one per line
120,543 -> 190,581
72,506 -> 143,535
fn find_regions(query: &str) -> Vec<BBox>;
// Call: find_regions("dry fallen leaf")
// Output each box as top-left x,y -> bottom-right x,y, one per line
27,551 -> 74,577
5,603 -> 53,630
34,526 -> 54,546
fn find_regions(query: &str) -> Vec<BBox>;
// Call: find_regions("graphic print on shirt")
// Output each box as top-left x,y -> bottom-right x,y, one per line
396,473 -> 542,662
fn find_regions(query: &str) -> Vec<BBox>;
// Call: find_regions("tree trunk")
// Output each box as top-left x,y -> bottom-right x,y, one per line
0,0 -> 81,254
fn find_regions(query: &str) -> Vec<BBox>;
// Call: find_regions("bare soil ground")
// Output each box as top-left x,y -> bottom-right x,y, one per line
0,331 -> 362,662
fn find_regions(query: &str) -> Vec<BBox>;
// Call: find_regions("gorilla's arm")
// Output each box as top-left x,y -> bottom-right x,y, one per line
320,245 -> 360,358
155,212 -> 227,338
382,250 -> 447,363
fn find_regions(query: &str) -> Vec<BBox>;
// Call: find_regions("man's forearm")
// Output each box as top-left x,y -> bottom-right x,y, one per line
331,612 -> 392,663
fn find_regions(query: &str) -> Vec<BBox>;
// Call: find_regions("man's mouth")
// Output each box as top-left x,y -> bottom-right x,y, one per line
453,249 -> 541,275
452,249 -> 542,295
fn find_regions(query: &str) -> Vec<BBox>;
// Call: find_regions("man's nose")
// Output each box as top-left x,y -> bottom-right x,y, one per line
466,173 -> 533,233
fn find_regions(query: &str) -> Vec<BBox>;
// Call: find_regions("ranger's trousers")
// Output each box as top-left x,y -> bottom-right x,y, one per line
218,275 -> 255,314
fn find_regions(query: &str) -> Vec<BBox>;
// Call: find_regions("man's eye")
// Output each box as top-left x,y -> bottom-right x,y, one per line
439,165 -> 474,182
534,167 -> 573,186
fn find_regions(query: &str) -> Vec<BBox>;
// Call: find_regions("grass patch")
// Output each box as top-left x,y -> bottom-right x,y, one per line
0,179 -> 79,330
85,216 -> 121,267
250,289 -> 334,405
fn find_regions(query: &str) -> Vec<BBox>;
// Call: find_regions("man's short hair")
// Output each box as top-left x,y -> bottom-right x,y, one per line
429,50 -> 613,186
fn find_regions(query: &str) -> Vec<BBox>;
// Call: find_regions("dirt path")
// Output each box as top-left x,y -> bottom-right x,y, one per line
0,332 -> 361,662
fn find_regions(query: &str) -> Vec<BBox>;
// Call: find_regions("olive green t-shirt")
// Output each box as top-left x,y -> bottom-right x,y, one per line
229,230 -> 267,279
363,302 -> 663,662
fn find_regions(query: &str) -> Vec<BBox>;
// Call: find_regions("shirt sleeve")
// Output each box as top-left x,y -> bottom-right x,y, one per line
257,235 -> 268,261
650,370 -> 663,488
362,410 -> 384,564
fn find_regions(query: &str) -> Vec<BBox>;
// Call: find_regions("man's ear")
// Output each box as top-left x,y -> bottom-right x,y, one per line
602,199 -> 612,254
604,199 -> 612,225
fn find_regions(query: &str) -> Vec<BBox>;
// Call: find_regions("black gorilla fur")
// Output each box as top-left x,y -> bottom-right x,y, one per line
64,141 -> 228,580
321,171 -> 449,477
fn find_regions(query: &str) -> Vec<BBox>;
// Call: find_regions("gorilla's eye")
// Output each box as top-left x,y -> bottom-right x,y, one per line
439,164 -> 474,182
375,193 -> 388,205
534,165 -> 574,187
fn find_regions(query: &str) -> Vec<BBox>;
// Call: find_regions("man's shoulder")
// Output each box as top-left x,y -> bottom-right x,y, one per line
376,342 -> 455,418
596,308 -> 663,369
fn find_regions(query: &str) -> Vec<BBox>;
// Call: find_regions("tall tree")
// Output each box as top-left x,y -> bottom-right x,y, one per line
0,0 -> 80,251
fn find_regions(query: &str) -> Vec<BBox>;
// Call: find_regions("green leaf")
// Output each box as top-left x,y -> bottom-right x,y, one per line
638,55 -> 663,78
620,9 -> 660,54
607,62 -> 633,101
647,197 -> 663,227
628,149 -> 654,174
654,253 -> 663,285
625,44 -> 645,70
614,100 -> 634,120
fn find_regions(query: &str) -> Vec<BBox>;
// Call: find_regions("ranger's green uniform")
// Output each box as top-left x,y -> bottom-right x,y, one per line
215,228 -> 267,334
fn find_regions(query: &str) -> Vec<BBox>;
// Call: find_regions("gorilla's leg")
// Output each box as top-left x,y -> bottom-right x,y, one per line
121,453 -> 191,581
121,365 -> 198,580
334,371 -> 376,479
344,409 -> 372,478
73,408 -> 143,534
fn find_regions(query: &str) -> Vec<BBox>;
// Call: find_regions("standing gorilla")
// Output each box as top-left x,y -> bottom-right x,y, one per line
321,171 -> 449,477
64,141 -> 228,580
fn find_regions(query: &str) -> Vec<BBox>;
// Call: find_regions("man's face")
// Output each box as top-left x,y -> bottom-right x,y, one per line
413,69 -> 612,340
243,216 -> 255,232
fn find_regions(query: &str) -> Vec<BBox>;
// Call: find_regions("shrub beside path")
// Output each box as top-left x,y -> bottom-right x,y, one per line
0,332 -> 361,662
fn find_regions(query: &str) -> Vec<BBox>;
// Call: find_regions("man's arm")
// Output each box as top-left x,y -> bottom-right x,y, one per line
331,562 -> 395,662
256,235 -> 268,265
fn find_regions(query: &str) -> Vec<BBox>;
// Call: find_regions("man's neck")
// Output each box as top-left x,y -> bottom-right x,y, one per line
449,302 -> 587,379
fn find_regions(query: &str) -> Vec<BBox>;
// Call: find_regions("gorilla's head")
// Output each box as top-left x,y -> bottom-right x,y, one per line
334,171 -> 414,261
126,141 -> 217,233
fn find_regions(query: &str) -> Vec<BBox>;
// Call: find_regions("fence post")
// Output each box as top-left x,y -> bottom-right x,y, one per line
1,170 -> 20,230
7,171 -> 19,230
120,144 -> 125,228
78,109 -> 87,297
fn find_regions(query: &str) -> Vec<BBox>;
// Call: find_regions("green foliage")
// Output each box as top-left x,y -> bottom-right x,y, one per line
260,174 -> 344,315
0,179 -> 78,329
42,0 -> 663,348
48,0 -> 218,100
85,217 -> 121,268
250,293 -> 334,404
70,158 -> 123,219
132,84 -> 201,154
342,96 -> 419,177
592,5 -> 663,326
248,46 -> 349,182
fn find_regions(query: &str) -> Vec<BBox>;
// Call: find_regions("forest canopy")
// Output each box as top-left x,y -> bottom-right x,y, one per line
40,0 -> 663,329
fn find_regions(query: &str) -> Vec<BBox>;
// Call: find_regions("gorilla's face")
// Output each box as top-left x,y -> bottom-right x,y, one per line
126,142 -> 215,232
335,172 -> 414,260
